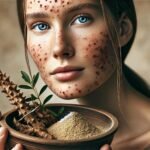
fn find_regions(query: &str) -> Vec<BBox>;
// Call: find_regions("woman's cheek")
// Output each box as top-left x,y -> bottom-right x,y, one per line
82,32 -> 115,85
28,44 -> 49,71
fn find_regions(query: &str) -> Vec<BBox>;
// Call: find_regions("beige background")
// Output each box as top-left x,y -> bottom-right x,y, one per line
0,0 -> 150,113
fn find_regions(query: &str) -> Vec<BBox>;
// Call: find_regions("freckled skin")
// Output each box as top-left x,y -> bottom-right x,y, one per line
26,0 -> 116,99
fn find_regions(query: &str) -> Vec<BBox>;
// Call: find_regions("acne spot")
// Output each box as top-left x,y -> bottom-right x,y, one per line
44,57 -> 47,61
100,66 -> 104,70
75,84 -> 78,87
94,81 -> 99,86
93,54 -> 98,58
44,5 -> 49,10
71,93 -> 74,96
38,44 -> 42,48
76,88 -> 82,93
96,71 -> 100,75
83,37 -> 87,40
88,44 -> 91,47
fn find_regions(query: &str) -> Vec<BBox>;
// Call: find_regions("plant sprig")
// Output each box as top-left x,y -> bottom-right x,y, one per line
19,71 -> 52,109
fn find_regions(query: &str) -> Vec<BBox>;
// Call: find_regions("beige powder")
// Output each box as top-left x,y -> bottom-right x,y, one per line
47,112 -> 101,140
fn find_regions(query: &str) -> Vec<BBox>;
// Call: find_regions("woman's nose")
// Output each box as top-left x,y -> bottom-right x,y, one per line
52,30 -> 74,59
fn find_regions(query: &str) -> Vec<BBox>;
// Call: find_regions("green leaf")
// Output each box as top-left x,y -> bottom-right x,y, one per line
43,95 -> 53,105
58,107 -> 65,115
32,72 -> 39,87
48,110 -> 58,117
19,85 -> 32,89
21,71 -> 31,84
39,85 -> 48,96
31,94 -> 37,100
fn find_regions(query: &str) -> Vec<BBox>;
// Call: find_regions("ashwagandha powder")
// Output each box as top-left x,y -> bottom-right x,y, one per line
47,112 -> 102,140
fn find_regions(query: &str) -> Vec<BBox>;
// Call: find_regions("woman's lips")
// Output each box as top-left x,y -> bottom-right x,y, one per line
50,66 -> 84,82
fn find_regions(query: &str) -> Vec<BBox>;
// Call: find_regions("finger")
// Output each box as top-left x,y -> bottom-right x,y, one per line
100,144 -> 112,150
11,144 -> 23,150
0,127 -> 8,150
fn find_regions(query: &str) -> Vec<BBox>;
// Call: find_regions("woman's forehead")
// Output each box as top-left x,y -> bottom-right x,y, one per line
26,0 -> 100,12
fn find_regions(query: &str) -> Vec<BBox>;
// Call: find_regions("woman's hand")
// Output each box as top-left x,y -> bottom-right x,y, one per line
100,144 -> 112,150
1,126 -> 111,150
0,127 -> 23,150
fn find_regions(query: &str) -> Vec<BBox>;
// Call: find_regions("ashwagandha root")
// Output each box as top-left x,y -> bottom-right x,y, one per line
0,70 -> 56,139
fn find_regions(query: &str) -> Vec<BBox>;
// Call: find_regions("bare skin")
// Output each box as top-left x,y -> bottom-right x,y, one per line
0,127 -> 23,150
25,0 -> 150,149
1,0 -> 150,149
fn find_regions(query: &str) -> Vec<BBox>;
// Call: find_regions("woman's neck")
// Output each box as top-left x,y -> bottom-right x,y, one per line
77,71 -> 128,121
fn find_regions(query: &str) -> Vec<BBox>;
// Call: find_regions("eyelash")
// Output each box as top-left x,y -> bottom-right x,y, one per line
71,14 -> 93,25
31,22 -> 50,32
30,14 -> 93,32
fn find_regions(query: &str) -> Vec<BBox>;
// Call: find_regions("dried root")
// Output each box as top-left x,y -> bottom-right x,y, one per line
14,118 -> 54,139
0,70 -> 56,139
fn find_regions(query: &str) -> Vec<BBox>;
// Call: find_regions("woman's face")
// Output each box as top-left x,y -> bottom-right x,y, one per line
26,0 -> 116,99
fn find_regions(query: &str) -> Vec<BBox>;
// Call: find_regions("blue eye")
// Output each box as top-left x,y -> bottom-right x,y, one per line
32,23 -> 49,32
73,15 -> 92,24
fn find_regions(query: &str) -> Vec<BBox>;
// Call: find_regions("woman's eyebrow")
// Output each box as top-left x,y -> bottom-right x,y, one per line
26,3 -> 99,20
26,12 -> 49,20
68,3 -> 100,13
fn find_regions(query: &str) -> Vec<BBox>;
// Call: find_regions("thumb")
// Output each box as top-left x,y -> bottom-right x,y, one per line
100,144 -> 112,150
12,144 -> 23,150
0,127 -> 8,150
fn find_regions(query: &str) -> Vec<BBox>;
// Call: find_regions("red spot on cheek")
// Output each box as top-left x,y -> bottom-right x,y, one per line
71,93 -> 74,96
96,71 -> 100,75
63,92 -> 66,95
94,81 -> 99,86
44,57 -> 47,61
93,54 -> 99,58
83,37 -> 87,40
44,5 -> 49,10
76,88 -> 82,93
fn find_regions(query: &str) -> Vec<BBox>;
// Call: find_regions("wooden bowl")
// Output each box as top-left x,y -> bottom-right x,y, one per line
0,104 -> 118,150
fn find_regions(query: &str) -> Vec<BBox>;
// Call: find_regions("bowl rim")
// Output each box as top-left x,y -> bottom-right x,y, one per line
0,103 -> 118,145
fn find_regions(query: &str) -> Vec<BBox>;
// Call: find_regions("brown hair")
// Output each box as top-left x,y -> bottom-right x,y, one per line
16,0 -> 150,97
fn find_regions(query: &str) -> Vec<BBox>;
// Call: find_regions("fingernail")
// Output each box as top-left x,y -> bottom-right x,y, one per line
12,144 -> 23,150
0,127 -> 7,136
